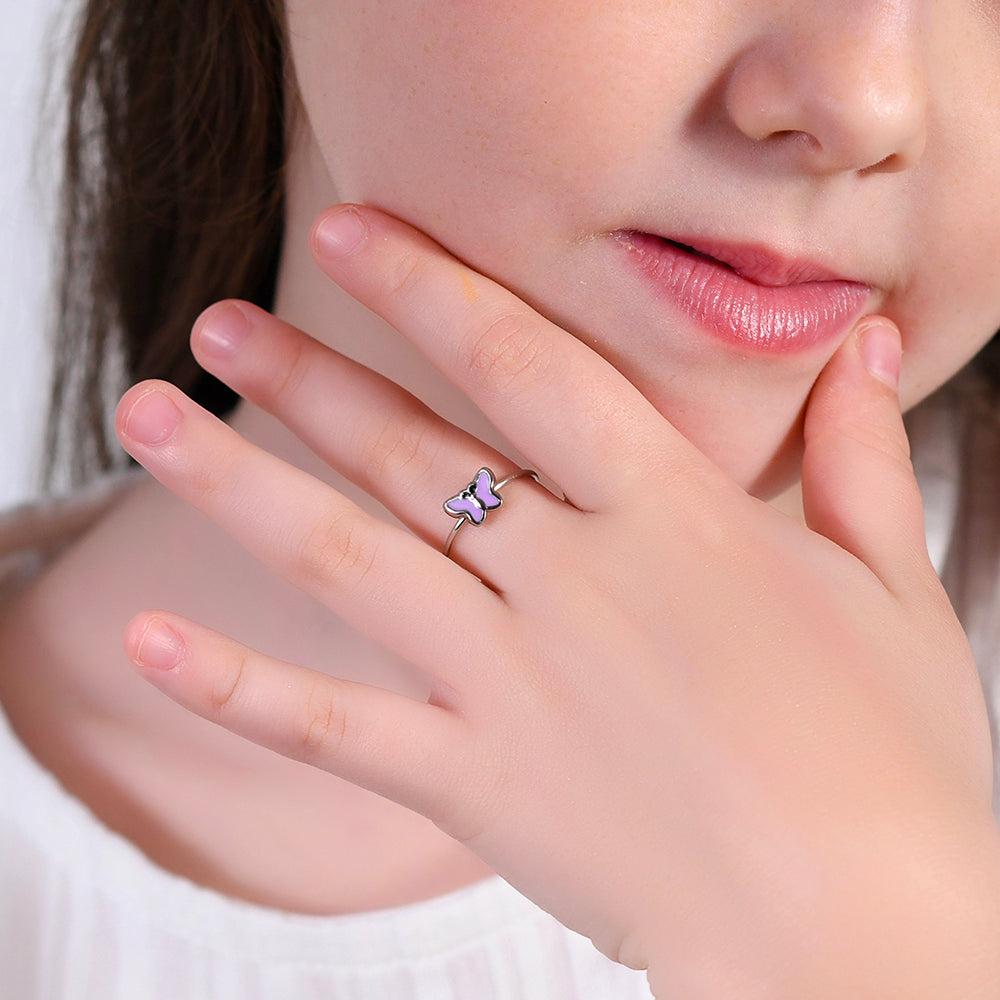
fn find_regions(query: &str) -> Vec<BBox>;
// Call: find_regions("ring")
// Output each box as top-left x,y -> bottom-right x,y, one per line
442,467 -> 539,557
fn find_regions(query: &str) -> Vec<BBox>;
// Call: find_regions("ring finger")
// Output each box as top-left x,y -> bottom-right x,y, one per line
190,299 -> 569,582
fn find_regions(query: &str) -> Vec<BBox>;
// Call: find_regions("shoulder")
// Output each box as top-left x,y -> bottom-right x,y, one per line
0,469 -> 145,606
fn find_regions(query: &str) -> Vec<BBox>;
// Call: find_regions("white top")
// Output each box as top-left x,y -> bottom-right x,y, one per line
0,472 -> 654,999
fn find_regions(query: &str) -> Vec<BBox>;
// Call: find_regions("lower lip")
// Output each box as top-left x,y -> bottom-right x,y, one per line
616,232 -> 870,353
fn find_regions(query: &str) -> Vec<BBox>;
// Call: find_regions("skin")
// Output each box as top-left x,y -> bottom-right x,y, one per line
277,0 -> 1000,494
3,0 -> 1000,994
119,212 -> 1000,995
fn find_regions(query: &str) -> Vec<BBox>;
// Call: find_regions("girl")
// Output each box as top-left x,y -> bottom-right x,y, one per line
2,0 -> 1000,996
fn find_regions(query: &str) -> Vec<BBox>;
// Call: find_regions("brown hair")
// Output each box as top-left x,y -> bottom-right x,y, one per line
42,0 -> 292,490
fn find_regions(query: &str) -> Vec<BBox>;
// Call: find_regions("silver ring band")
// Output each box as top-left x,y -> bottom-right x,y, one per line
442,467 -> 539,558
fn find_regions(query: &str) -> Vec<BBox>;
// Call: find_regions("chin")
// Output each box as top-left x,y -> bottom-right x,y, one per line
636,378 -> 809,500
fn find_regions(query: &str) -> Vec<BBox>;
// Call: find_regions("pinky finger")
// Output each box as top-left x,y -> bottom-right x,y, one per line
123,611 -> 468,820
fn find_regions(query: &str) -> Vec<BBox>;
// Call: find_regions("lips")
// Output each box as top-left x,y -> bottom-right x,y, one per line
615,231 -> 871,353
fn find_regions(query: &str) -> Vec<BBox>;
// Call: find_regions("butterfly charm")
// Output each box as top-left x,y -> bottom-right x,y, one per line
443,468 -> 503,525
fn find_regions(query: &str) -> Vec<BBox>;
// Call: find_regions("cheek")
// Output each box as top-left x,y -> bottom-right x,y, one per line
286,3 -> 713,249
284,1 -> 1000,497
295,13 -> 583,212
893,20 -> 1000,404
282,3 -> 832,496
893,163 -> 1000,406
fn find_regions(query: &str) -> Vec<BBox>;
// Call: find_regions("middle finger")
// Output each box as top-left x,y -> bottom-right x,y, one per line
191,299 -> 570,581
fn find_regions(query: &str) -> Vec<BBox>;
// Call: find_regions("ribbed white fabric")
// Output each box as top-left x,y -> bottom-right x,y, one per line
0,472 -> 653,999
0,709 -> 653,999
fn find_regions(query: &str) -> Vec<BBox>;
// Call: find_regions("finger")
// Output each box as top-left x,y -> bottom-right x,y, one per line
801,317 -> 933,593
115,380 -> 507,681
124,610 -> 468,821
189,299 -> 560,564
309,204 -> 679,511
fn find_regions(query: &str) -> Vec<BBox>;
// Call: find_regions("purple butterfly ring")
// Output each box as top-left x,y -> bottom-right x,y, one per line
442,467 -> 539,557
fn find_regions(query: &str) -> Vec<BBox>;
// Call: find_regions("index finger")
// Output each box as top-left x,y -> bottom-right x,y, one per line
309,205 -> 689,511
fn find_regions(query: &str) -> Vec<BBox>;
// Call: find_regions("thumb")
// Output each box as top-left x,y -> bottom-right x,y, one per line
801,317 -> 933,591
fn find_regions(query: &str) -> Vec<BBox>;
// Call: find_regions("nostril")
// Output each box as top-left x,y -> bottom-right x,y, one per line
721,25 -> 928,177
758,128 -> 821,155
859,152 -> 905,176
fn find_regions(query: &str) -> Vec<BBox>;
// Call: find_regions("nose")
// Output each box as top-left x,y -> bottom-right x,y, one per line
722,3 -> 928,174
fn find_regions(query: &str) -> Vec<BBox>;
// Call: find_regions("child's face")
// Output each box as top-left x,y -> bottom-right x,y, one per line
285,1 -> 1000,496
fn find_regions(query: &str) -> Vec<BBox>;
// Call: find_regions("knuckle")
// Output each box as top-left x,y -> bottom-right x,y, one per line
462,310 -> 554,391
186,448 -> 239,505
296,507 -> 379,587
209,647 -> 250,719
359,402 -> 445,486
858,426 -> 913,472
264,334 -> 311,404
818,419 -> 915,477
386,249 -> 429,302
297,680 -> 348,758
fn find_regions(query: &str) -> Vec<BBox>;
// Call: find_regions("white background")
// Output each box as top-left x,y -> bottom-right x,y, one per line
1,1 -> 73,508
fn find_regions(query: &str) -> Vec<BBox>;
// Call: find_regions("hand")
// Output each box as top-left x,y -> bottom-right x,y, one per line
116,206 -> 1000,997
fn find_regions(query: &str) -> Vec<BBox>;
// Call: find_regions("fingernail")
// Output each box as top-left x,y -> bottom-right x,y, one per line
197,302 -> 250,357
858,321 -> 902,390
123,389 -> 183,445
135,618 -> 184,671
313,206 -> 369,259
